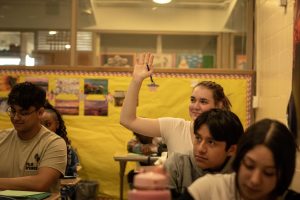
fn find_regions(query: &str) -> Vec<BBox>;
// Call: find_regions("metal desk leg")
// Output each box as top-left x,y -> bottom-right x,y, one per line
119,160 -> 127,200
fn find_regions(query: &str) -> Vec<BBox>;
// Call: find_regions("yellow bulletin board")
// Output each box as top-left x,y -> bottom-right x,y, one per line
0,68 -> 253,199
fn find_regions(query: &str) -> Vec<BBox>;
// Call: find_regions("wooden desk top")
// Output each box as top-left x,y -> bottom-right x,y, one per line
113,153 -> 159,162
60,177 -> 81,186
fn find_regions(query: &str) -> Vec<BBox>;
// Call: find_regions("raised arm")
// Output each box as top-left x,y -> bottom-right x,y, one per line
120,53 -> 161,137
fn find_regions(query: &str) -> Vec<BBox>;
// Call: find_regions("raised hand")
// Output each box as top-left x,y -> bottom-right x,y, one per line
133,53 -> 154,82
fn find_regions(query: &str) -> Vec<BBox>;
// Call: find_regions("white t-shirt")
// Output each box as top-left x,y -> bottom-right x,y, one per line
188,173 -> 238,200
159,117 -> 193,154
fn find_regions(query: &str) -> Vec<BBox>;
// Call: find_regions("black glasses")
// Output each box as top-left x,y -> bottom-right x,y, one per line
6,107 -> 37,118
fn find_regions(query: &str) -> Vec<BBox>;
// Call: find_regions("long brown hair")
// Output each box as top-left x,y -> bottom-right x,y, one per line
194,81 -> 232,110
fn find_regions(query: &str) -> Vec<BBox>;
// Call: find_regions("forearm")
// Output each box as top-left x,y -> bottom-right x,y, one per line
120,78 -> 143,127
0,167 -> 61,192
0,176 -> 52,191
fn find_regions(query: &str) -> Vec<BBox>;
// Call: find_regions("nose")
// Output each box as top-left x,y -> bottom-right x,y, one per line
196,141 -> 207,153
193,101 -> 202,109
249,169 -> 262,186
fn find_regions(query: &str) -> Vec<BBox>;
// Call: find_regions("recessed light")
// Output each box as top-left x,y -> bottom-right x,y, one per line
153,0 -> 172,4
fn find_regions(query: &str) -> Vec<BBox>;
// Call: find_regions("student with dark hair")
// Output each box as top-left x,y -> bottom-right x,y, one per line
180,119 -> 300,200
120,53 -> 232,155
41,101 -> 79,177
164,109 -> 244,196
0,82 -> 67,192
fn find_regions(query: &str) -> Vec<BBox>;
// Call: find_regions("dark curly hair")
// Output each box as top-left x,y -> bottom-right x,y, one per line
44,100 -> 70,145
8,81 -> 46,109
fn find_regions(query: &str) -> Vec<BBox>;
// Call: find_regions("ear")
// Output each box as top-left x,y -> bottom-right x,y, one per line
37,107 -> 45,117
226,144 -> 237,157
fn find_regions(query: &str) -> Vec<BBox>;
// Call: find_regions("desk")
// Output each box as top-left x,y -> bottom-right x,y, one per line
113,153 -> 159,200
45,193 -> 60,200
60,177 -> 81,186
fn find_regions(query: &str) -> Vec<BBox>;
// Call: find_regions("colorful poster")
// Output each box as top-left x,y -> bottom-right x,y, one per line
176,54 -> 203,68
84,79 -> 108,95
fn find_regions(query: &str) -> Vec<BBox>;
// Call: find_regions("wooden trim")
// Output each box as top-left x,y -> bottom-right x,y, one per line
0,66 -> 255,75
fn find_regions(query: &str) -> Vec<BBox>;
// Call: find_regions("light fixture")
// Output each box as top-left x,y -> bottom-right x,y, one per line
48,31 -> 57,35
153,0 -> 172,4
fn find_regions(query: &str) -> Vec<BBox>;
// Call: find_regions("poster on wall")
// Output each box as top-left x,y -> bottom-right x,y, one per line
55,78 -> 80,96
152,53 -> 175,68
101,53 -> 135,67
0,75 -> 19,92
55,99 -> 79,115
24,77 -> 49,91
84,79 -> 108,95
84,100 -> 108,116
176,54 -> 203,68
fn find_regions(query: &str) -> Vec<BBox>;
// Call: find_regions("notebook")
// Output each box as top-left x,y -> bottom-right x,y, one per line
0,190 -> 50,200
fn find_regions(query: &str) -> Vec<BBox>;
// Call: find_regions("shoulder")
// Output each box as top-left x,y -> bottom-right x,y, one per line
188,173 -> 235,198
284,189 -> 300,200
165,152 -> 191,169
159,117 -> 190,125
38,127 -> 67,149
40,126 -> 65,141
159,118 -> 191,133
168,152 -> 190,162
0,128 -> 15,138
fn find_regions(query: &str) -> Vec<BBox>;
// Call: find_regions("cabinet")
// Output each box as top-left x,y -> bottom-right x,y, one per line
99,33 -> 219,69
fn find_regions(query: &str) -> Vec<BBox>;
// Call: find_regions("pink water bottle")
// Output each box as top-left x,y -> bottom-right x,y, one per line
128,171 -> 171,200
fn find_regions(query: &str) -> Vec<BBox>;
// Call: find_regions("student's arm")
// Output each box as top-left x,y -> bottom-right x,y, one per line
0,167 -> 61,191
0,136 -> 67,191
164,153 -> 183,194
120,53 -> 161,137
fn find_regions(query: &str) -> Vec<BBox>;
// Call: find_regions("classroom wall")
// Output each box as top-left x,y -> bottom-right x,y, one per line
0,70 -> 252,198
255,0 -> 300,191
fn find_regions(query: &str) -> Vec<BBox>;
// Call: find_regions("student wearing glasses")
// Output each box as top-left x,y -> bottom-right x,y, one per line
0,82 -> 67,192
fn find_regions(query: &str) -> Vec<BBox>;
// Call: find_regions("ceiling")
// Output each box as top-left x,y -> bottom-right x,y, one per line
94,0 -> 232,8
0,0 -> 237,30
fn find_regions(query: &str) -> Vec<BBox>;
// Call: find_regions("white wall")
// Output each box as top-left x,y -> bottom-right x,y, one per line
256,0 -> 300,191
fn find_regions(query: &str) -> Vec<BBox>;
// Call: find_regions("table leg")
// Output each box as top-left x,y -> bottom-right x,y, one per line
119,161 -> 127,200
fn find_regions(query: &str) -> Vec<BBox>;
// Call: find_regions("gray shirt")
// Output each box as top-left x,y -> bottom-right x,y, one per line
164,151 -> 233,194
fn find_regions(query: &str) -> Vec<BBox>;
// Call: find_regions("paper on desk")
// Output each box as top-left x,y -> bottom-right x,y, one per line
0,190 -> 50,199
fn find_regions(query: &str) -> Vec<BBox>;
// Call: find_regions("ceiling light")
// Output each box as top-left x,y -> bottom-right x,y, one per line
153,0 -> 172,4
49,31 -> 57,35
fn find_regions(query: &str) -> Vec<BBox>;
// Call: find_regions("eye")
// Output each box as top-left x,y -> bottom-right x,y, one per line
195,135 -> 202,143
263,170 -> 276,177
190,97 -> 196,103
19,111 -> 30,116
199,99 -> 208,104
207,139 -> 216,146
242,159 -> 255,170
